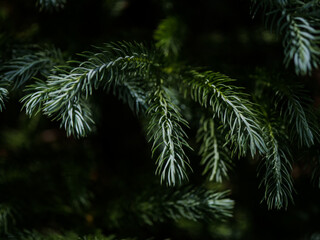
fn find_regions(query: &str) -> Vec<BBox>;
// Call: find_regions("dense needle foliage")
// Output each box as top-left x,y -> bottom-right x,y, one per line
0,0 -> 320,239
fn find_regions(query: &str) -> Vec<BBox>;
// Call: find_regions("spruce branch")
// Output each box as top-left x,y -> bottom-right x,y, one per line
283,15 -> 320,75
251,70 -> 319,209
147,86 -> 191,186
273,82 -> 319,147
0,45 -> 65,112
22,42 -> 162,137
21,80 -> 49,116
0,46 -> 64,89
183,70 -> 266,157
197,116 -> 233,182
21,42 -> 192,185
259,110 -> 294,210
252,70 -> 320,147
23,80 -> 95,137
154,16 -> 186,58
22,71 -> 95,137
251,0 -> 320,75
135,187 -> 234,224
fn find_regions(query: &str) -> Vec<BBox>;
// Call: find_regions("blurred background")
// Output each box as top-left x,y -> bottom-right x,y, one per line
1,0 -> 320,239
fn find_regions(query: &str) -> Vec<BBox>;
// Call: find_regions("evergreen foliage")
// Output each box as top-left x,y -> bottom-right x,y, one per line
251,0 -> 320,75
259,108 -> 294,210
183,70 -> 266,157
36,0 -> 67,11
273,81 -> 319,147
197,117 -> 233,182
19,42 -> 271,190
0,45 -> 64,111
22,42 -> 159,137
147,86 -> 191,186
154,16 -> 185,58
1,0 -> 320,239
135,187 -> 234,224
4,35 -> 320,210
13,38 -> 319,212
251,69 -> 320,209
0,204 -> 15,234
0,46 -> 63,89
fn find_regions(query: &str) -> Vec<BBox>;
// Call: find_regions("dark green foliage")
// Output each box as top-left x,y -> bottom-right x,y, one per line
0,46 -> 64,112
274,81 -> 319,147
1,0 -> 320,239
0,204 -> 15,234
22,42 -> 160,137
183,70 -> 266,157
147,86 -> 191,186
14,42 -> 320,211
20,42 -> 273,192
252,0 -> 320,75
135,187 -> 234,224
282,16 -> 320,75
259,109 -> 294,210
197,117 -> 233,182
36,0 -> 67,11
0,46 -> 64,89
154,16 -> 186,58
251,69 -> 320,209
252,69 -> 320,147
